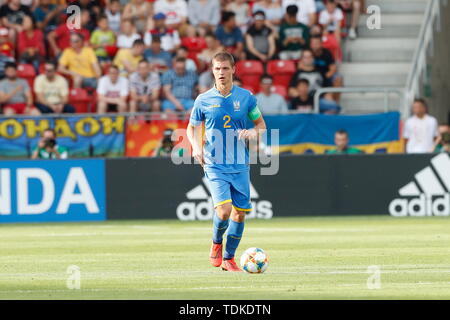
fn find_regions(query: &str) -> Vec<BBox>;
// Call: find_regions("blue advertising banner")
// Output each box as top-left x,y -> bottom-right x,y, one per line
0,159 -> 106,223
0,115 -> 125,158
261,112 -> 402,154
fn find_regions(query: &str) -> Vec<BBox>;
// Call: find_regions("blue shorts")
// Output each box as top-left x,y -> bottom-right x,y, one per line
204,171 -> 252,212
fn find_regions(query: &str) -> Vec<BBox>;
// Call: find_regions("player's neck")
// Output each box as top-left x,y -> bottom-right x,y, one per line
216,82 -> 233,97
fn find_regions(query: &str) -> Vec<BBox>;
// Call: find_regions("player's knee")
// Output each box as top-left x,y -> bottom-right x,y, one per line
215,202 -> 232,219
231,210 -> 246,223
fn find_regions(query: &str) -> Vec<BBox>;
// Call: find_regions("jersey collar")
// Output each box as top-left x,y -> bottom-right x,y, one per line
213,84 -> 234,98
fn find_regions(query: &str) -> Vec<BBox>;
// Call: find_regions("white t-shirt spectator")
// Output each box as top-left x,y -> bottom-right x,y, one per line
255,92 -> 288,114
318,7 -> 344,32
154,0 -> 188,25
403,114 -> 439,153
117,33 -> 142,49
282,0 -> 316,25
144,30 -> 181,52
97,75 -> 129,98
106,9 -> 121,34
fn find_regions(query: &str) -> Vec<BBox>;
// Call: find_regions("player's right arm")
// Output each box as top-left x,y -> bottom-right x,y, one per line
187,123 -> 204,166
187,96 -> 205,166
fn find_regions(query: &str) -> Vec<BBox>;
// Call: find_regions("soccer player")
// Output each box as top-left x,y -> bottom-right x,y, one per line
187,52 -> 266,272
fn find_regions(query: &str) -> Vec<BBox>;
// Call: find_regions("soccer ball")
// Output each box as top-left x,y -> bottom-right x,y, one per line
240,247 -> 269,274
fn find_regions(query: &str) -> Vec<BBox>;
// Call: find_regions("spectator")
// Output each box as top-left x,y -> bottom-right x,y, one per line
326,129 -> 363,154
337,0 -> 361,39
289,49 -> 341,113
245,11 -> 276,62
310,36 -> 343,100
289,49 -> 325,96
433,125 -> 450,153
403,98 -> 439,153
90,14 -> 116,63
289,78 -> 314,113
197,33 -> 224,71
161,57 -> 198,112
215,11 -> 245,60
113,38 -> 145,76
33,0 -> 62,33
315,0 -> 326,12
71,0 -> 102,32
198,67 -> 213,93
0,52 -> 14,79
278,5 -> 310,60
105,0 -> 122,35
18,15 -> 45,73
31,128 -> 68,159
116,19 -> 141,49
0,27 -> 14,57
282,0 -> 317,26
143,35 -> 172,73
154,128 -> 184,157
47,9 -> 91,57
255,75 -> 288,114
226,0 -> 250,32
96,64 -> 129,113
123,0 -> 152,34
174,46 -> 197,72
144,12 -> 181,53
129,60 -> 161,112
34,61 -> 75,114
58,33 -> 101,89
0,0 -> 33,37
318,0 -> 343,44
252,0 -> 284,29
153,0 -> 188,31
0,62 -> 39,116
310,23 -> 341,61
187,0 -> 220,36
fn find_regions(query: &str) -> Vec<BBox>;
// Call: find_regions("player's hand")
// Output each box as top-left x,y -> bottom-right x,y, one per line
238,129 -> 258,141
192,148 -> 204,167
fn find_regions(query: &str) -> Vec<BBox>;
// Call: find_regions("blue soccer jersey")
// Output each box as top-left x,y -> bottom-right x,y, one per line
189,85 -> 261,174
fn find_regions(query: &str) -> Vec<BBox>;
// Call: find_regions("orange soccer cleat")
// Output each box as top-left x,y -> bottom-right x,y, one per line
209,242 -> 223,267
221,258 -> 242,272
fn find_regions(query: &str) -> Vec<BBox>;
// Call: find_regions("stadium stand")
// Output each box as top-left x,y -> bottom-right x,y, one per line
340,0 -> 427,114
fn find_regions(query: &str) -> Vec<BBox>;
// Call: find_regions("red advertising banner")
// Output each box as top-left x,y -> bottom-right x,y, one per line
125,118 -> 189,157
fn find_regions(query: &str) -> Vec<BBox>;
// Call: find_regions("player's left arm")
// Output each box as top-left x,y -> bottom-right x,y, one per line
238,105 -> 266,140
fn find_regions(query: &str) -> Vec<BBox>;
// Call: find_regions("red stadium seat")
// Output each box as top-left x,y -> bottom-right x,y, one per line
69,88 -> 91,113
267,60 -> 296,88
235,60 -> 264,93
17,64 -> 36,89
271,85 -> 288,100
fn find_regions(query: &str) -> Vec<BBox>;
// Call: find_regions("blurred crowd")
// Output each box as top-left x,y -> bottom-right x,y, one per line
0,0 -> 364,116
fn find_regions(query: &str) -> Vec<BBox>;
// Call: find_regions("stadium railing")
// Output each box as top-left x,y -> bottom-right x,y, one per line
313,87 -> 405,114
312,0 -> 446,118
404,0 -> 444,118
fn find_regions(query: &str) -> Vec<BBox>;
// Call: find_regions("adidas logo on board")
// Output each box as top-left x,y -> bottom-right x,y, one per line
176,177 -> 273,221
389,153 -> 450,217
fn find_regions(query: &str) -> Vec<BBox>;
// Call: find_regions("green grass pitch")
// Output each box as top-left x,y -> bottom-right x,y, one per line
1,215 -> 450,299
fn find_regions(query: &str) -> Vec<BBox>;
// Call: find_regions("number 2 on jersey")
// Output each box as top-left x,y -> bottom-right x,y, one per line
223,115 -> 231,128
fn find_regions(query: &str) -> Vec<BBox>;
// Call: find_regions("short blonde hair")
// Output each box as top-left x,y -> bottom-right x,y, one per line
212,51 -> 235,67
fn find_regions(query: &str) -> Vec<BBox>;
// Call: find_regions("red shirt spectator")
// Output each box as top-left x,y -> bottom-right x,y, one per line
0,27 -> 14,58
18,17 -> 46,57
47,10 -> 91,56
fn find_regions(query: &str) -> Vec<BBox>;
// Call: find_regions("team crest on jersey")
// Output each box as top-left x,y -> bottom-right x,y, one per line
233,101 -> 240,111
